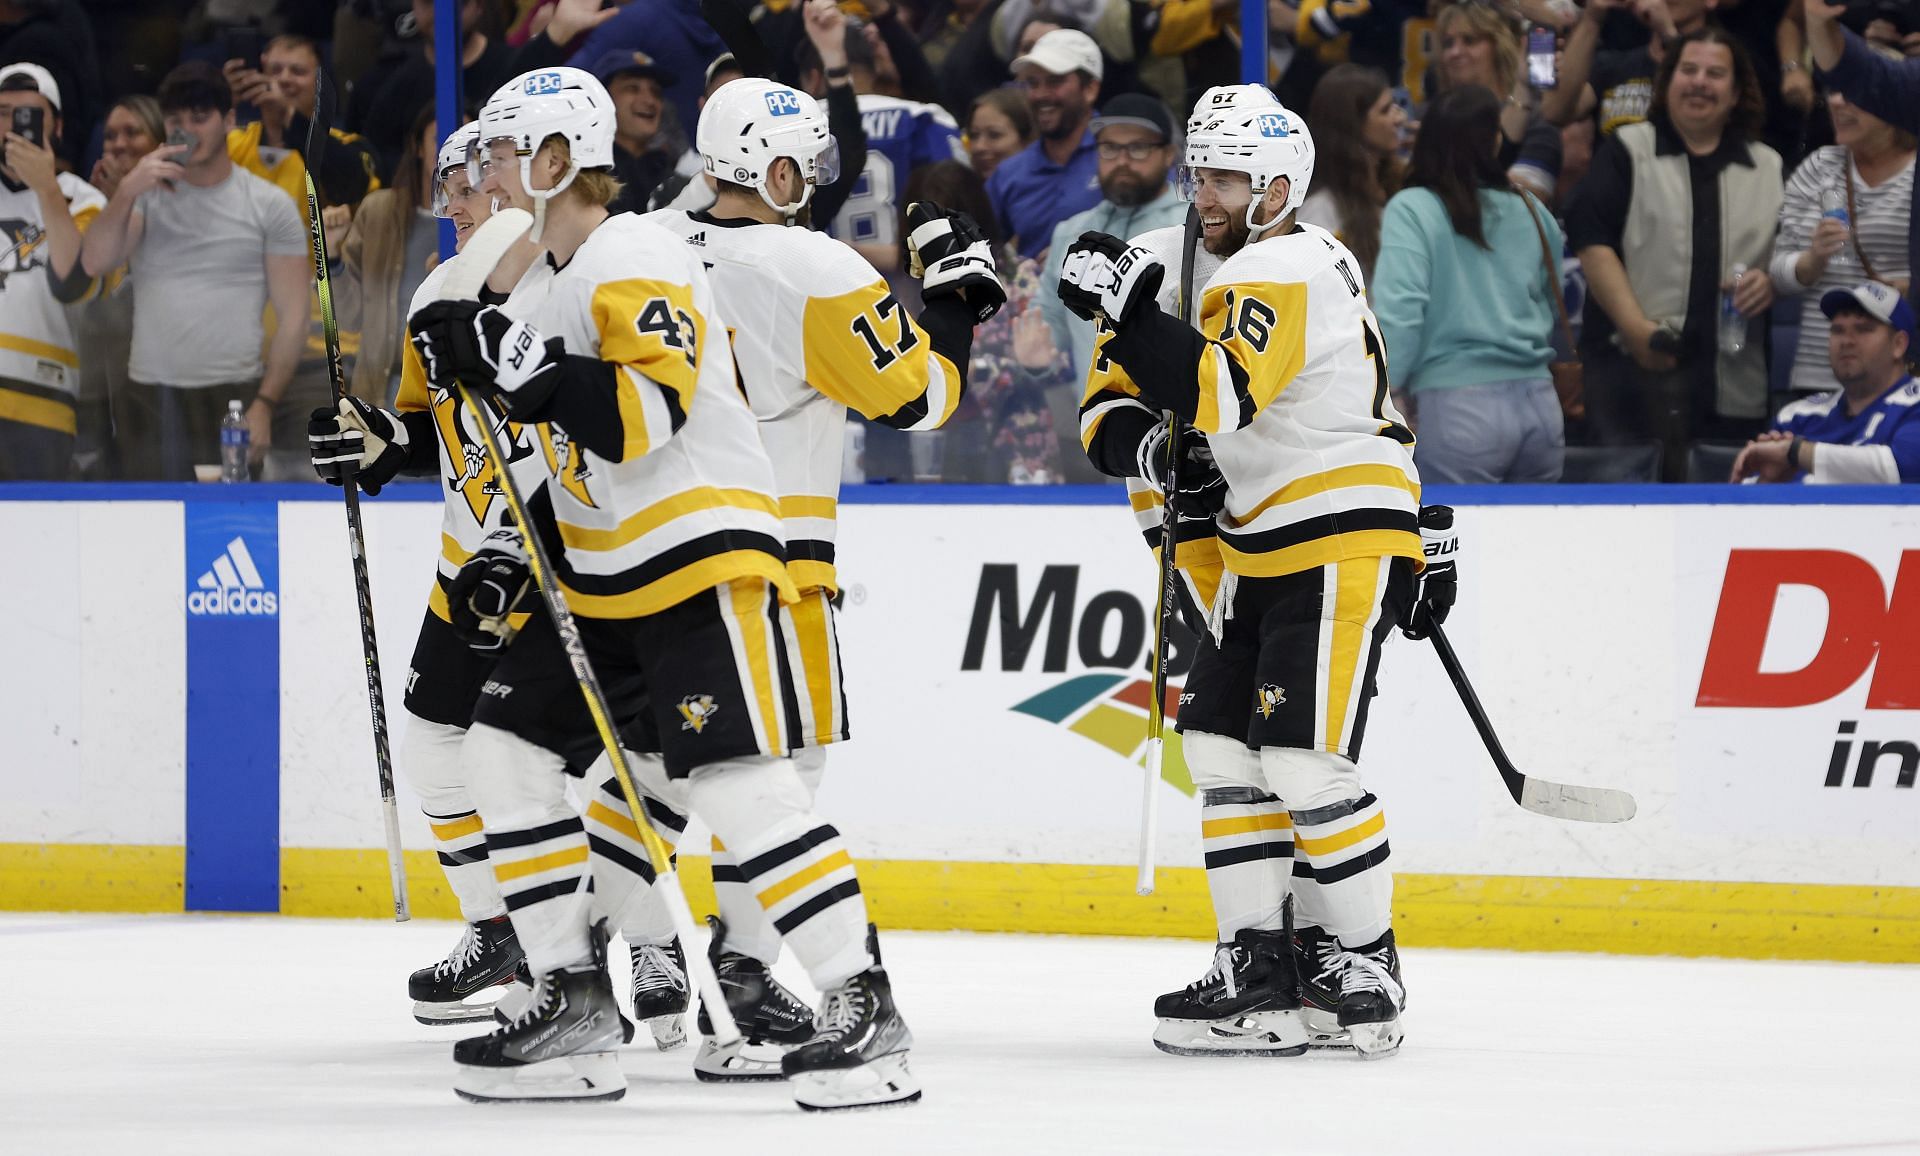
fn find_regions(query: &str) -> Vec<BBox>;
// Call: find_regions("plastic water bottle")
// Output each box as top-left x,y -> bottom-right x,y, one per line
1719,263 -> 1749,356
220,399 -> 249,483
1820,185 -> 1850,227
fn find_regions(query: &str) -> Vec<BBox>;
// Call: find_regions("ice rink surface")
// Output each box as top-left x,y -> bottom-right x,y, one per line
4,914 -> 1915,1156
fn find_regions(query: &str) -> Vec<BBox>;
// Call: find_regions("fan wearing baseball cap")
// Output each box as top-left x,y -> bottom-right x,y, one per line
988,28 -> 1105,258
1733,281 -> 1920,483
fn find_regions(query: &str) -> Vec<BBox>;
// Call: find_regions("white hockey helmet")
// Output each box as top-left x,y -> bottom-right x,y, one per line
475,67 -> 616,235
1184,83 -> 1279,138
431,120 -> 482,218
1180,94 -> 1314,237
696,77 -> 841,218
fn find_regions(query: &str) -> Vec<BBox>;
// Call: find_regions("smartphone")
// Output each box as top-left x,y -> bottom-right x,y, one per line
10,106 -> 43,148
222,25 -> 265,71
1526,26 -> 1558,90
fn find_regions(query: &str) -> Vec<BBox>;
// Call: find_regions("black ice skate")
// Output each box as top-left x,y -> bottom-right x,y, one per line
409,916 -> 524,1025
630,939 -> 688,1051
692,916 -> 815,1083
1292,923 -> 1352,1049
1151,928 -> 1309,1057
780,947 -> 919,1112
1335,929 -> 1406,1059
451,960 -> 627,1103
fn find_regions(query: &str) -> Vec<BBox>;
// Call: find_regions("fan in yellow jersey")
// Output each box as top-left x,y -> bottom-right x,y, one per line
643,75 -> 1004,1082
1060,90 -> 1455,1060
407,67 -> 918,1111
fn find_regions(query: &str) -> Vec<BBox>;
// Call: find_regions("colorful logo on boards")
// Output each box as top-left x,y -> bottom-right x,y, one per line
1010,674 -> 1194,794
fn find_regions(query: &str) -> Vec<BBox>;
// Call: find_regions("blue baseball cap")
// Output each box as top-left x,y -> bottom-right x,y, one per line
1820,281 -> 1917,340
586,50 -> 678,90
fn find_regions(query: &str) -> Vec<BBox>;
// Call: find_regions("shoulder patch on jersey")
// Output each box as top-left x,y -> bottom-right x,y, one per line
1778,390 -> 1841,422
1886,378 -> 1920,407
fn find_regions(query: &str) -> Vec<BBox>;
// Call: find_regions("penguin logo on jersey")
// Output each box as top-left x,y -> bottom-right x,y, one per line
433,393 -> 535,524
678,694 -> 719,733
0,218 -> 47,286
1256,684 -> 1287,718
539,424 -> 599,509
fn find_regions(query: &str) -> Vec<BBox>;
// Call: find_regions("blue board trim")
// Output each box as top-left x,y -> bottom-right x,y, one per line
2,481 -> 1918,506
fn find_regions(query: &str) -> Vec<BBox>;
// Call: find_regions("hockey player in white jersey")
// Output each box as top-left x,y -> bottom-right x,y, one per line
645,76 -> 1002,1082
1062,90 -> 1452,1059
408,66 -> 921,1109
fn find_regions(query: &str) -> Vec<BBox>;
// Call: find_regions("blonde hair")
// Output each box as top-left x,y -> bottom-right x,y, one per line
539,133 -> 623,208
1435,2 -> 1522,99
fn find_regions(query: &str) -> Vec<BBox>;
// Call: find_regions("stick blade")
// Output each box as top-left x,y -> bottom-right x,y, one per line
1518,778 -> 1638,824
438,208 -> 533,301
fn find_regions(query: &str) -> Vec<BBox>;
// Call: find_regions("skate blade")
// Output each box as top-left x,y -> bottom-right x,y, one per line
1300,1006 -> 1351,1049
645,1013 -> 686,1052
453,1051 -> 626,1103
692,1037 -> 789,1083
414,994 -> 509,1026
1152,1010 -> 1309,1058
1343,1017 -> 1404,1060
790,1052 -> 920,1112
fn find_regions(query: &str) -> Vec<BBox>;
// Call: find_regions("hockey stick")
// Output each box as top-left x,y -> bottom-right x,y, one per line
1136,206 -> 1203,897
1427,622 -> 1637,824
441,209 -> 742,1047
303,73 -> 409,921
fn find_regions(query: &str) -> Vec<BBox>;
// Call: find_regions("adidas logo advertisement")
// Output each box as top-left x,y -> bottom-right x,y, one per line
188,536 -> 278,617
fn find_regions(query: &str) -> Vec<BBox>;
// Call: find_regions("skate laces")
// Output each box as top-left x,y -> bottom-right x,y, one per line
497,973 -> 558,1033
632,944 -> 686,995
1194,943 -> 1242,1000
812,977 -> 871,1044
1336,948 -> 1399,1000
433,924 -> 484,980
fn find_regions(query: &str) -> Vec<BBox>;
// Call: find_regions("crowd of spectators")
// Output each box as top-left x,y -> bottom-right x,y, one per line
0,0 -> 1915,485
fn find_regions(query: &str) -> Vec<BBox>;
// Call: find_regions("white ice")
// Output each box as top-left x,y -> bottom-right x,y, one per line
3,913 -> 1915,1155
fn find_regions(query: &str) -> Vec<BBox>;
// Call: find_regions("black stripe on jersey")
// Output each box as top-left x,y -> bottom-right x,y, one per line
641,797 -> 687,836
556,530 -> 788,598
869,295 -> 975,430
505,876 -> 593,911
1082,390 -> 1158,478
1203,841 -> 1293,870
437,849 -> 491,868
424,810 -> 478,821
1310,842 -> 1391,886
785,539 -> 836,565
1221,508 -> 1419,554
509,355 -> 687,463
771,878 -> 863,934
711,860 -> 748,884
739,824 -> 841,880
1292,860 -> 1317,881
587,834 -> 657,884
486,815 -> 587,851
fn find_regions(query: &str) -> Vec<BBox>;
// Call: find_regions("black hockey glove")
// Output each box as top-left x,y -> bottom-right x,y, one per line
906,201 -> 1006,323
1136,420 -> 1227,517
1057,231 -> 1163,328
1402,504 -> 1458,640
408,300 -> 563,414
445,527 -> 532,652
308,396 -> 410,495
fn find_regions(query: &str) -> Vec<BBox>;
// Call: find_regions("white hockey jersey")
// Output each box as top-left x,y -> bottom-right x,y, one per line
644,207 -> 964,594
395,247 -> 556,624
0,171 -> 103,432
1085,222 -> 1421,579
530,212 -> 796,618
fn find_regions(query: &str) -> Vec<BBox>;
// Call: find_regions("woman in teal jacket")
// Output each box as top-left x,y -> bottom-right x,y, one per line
1370,85 -> 1565,483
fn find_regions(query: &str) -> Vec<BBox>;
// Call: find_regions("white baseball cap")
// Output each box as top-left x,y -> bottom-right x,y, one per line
1011,29 -> 1103,81
0,62 -> 61,113
1821,281 -> 1918,340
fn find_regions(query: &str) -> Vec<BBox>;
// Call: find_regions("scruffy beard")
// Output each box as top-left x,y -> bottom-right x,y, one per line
1101,171 -> 1159,208
1202,210 -> 1250,256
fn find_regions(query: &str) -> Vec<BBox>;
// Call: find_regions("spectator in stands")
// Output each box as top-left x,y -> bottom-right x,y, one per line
337,107 -> 441,406
77,94 -> 162,478
564,0 -> 725,140
80,62 -> 309,482
1037,92 -> 1184,385
0,63 -> 99,481
989,28 -> 1104,257
1772,79 -> 1914,395
588,50 -> 683,215
88,94 -> 162,202
1372,85 -> 1566,484
967,87 -> 1034,181
1544,0 -> 1716,138
1430,1 -> 1563,201
1733,281 -> 1920,482
1298,64 -> 1404,281
930,0 -> 1013,117
0,0 -> 102,169
1295,0 -> 1431,111
1565,28 -> 1782,481
224,34 -> 379,215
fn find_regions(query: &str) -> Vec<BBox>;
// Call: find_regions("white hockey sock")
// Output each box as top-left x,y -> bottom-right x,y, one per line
1289,792 -> 1393,948
689,756 -> 872,990
464,723 -> 593,976
1199,787 -> 1293,940
581,776 -> 687,946
707,745 -> 825,965
402,717 -> 506,922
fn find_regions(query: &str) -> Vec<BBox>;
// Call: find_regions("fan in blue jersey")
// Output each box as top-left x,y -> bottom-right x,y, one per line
797,22 -> 964,272
1734,282 -> 1920,484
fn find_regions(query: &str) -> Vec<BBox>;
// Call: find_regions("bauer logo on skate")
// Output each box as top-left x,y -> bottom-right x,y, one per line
187,536 -> 277,617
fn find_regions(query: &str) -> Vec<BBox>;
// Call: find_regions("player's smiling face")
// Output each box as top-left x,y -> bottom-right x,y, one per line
480,138 -> 534,211
1190,166 -> 1252,255
442,168 -> 490,251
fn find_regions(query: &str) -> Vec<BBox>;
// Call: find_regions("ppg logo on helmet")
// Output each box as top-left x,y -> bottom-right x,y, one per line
764,90 -> 803,116
1255,113 -> 1292,138
524,72 -> 565,95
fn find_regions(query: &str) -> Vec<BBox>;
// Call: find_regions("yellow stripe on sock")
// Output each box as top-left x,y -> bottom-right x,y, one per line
429,814 -> 484,841
1294,810 -> 1386,857
585,800 -> 643,845
1199,812 -> 1294,839
757,849 -> 853,908
494,844 -> 589,883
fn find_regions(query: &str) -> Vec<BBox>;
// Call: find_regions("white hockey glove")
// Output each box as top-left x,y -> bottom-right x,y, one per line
1057,231 -> 1164,328
408,300 -> 563,412
1135,421 -> 1227,517
445,527 -> 532,652
906,201 -> 1006,322
309,396 -> 410,495
1402,504 -> 1458,640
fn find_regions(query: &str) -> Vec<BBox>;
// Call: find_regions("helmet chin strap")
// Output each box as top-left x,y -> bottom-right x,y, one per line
756,164 -> 815,223
523,156 -> 582,244
1244,180 -> 1289,239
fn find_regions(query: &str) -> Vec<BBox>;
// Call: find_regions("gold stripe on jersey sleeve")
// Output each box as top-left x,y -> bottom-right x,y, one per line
592,278 -> 704,455
800,281 -> 954,427
1218,528 -> 1420,579
0,384 -> 76,434
1322,556 -> 1382,753
396,328 -> 431,413
0,333 -> 79,369
1193,281 -> 1308,434
1227,463 -> 1419,529
788,559 -> 836,592
562,550 -> 800,619
556,486 -> 781,554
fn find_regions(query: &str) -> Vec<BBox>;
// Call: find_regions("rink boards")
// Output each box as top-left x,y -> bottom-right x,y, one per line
0,482 -> 1916,962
